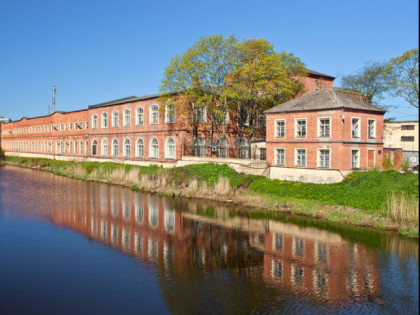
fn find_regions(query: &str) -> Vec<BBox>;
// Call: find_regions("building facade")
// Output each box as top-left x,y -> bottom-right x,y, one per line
264,89 -> 386,183
383,121 -> 419,169
1,69 -> 335,165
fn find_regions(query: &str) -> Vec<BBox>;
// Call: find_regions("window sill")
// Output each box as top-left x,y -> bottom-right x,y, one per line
295,165 -> 307,168
165,121 -> 175,124
295,136 -> 307,139
136,123 -> 144,126
317,167 -> 330,169
150,122 -> 159,125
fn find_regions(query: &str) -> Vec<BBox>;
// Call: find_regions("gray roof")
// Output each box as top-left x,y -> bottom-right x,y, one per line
88,92 -> 175,109
303,68 -> 335,80
264,88 -> 386,114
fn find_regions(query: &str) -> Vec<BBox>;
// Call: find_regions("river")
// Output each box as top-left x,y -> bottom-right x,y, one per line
0,165 -> 418,314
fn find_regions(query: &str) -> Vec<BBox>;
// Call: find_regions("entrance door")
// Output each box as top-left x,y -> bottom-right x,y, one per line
368,150 -> 375,167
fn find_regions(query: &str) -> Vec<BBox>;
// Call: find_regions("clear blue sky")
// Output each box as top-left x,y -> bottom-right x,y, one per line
0,0 -> 418,121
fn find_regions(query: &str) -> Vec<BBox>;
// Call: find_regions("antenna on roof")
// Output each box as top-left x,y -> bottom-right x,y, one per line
48,104 -> 51,115
52,85 -> 56,113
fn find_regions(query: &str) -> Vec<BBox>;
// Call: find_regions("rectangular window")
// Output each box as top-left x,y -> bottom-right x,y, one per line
275,148 -> 285,166
319,118 -> 330,137
296,119 -> 306,137
259,148 -> 266,161
368,120 -> 376,139
257,110 -> 266,127
318,149 -> 330,168
166,104 -> 175,123
194,107 -> 206,124
296,149 -> 306,167
351,150 -> 359,168
401,136 -> 415,141
352,118 -> 360,138
276,120 -> 285,138
401,125 -> 415,130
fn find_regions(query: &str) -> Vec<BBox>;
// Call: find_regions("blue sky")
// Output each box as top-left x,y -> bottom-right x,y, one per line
0,0 -> 418,121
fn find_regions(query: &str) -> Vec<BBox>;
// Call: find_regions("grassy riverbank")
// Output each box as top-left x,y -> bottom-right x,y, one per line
4,155 -> 419,238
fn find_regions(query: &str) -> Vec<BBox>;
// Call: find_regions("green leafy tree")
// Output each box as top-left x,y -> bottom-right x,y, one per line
160,35 -> 239,153
160,35 -> 305,157
385,48 -> 419,108
340,61 -> 389,105
226,39 -> 305,147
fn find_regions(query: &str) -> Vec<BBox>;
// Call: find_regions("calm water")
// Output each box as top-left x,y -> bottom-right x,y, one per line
0,166 -> 418,314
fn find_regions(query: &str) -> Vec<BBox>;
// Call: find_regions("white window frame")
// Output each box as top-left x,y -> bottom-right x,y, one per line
112,139 -> 119,157
150,137 -> 159,158
275,119 -> 286,138
295,119 -> 307,138
351,117 -> 360,138
123,109 -> 131,127
295,148 -> 307,167
194,106 -> 207,124
136,138 -> 144,158
92,114 -> 98,129
367,119 -> 376,139
165,104 -> 176,123
351,149 -> 360,169
275,148 -> 285,166
136,107 -> 144,125
150,105 -> 159,124
124,138 -> 131,157
165,137 -> 176,159
317,148 -> 331,168
92,139 -> 98,156
318,117 -> 331,138
102,112 -> 108,128
101,138 -> 108,156
112,111 -> 119,127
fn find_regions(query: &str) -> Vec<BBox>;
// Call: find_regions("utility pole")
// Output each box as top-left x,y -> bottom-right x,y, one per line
52,85 -> 56,113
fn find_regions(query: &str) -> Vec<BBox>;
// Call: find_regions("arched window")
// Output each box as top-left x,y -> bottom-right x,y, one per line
112,139 -> 119,157
92,139 -> 98,156
216,138 -> 228,158
165,104 -> 175,123
124,138 -> 131,157
136,138 -> 144,158
150,137 -> 159,159
136,107 -> 144,125
102,138 -> 108,156
75,141 -> 78,155
112,111 -> 119,127
92,114 -> 98,129
80,140 -> 84,155
123,109 -> 131,127
102,112 -> 108,128
150,105 -> 159,124
193,137 -> 206,157
165,137 -> 176,159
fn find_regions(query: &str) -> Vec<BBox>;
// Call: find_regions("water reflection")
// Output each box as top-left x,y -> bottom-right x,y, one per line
0,166 -> 418,314
42,181 -> 384,306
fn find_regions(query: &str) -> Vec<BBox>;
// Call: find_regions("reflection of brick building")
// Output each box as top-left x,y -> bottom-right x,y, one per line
46,183 -> 380,304
262,222 -> 379,300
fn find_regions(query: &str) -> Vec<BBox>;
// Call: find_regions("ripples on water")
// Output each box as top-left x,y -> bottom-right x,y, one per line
0,166 -> 418,314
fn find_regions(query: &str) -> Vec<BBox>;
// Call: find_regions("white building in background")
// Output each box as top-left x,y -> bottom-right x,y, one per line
0,117 -> 10,123
383,121 -> 419,168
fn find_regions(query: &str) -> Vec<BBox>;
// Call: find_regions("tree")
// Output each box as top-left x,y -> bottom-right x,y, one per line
160,35 -> 306,157
159,35 -> 239,154
340,61 -> 388,105
385,48 -> 419,108
225,39 -> 305,149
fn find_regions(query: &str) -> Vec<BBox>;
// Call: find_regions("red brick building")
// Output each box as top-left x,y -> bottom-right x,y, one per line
265,88 -> 386,183
1,69 -> 335,164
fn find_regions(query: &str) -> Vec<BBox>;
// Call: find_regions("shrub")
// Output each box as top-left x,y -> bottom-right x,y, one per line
382,156 -> 394,171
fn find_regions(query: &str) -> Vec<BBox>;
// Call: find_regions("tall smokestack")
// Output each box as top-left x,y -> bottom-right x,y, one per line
52,85 -> 56,113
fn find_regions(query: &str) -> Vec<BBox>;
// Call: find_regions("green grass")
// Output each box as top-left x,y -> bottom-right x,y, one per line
249,170 -> 418,211
5,156 -> 419,214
